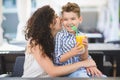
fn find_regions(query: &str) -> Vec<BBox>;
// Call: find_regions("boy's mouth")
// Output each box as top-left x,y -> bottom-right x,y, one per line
69,25 -> 77,31
69,24 -> 73,27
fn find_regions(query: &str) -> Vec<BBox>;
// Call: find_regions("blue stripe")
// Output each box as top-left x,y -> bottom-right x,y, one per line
54,29 -> 89,65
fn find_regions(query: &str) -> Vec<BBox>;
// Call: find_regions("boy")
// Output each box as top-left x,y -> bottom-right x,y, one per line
54,2 -> 103,78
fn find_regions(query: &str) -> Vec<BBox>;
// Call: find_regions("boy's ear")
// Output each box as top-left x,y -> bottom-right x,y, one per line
79,16 -> 83,23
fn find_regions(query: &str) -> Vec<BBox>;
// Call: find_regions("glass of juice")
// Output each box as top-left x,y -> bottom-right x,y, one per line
76,34 -> 86,48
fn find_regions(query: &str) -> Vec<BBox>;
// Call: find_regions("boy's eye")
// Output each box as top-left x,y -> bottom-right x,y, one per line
71,17 -> 75,20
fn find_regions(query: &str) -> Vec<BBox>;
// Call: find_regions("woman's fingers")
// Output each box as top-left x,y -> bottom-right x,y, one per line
87,67 -> 103,77
86,68 -> 91,76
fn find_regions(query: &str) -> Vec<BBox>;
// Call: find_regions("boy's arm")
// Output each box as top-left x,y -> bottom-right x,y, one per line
59,50 -> 75,63
60,43 -> 83,63
54,32 -> 74,64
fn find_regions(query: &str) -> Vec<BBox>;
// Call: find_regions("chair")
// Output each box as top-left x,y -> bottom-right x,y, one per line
0,56 -> 25,77
106,40 -> 120,77
11,56 -> 25,77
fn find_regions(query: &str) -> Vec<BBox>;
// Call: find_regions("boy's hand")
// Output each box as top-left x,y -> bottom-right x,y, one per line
70,43 -> 85,56
82,36 -> 88,49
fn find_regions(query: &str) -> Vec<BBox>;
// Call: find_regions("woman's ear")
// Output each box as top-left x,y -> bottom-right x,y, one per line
79,16 -> 83,24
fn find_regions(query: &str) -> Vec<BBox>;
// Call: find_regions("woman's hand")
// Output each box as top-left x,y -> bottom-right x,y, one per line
86,66 -> 103,77
81,59 -> 96,68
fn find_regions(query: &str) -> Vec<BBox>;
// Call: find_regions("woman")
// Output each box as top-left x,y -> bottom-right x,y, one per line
22,5 -> 96,78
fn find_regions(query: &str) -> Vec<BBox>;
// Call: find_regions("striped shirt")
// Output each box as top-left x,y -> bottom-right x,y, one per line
54,29 -> 84,65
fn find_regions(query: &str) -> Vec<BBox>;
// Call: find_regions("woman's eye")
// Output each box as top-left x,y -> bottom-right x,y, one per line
63,19 -> 67,21
54,19 -> 57,24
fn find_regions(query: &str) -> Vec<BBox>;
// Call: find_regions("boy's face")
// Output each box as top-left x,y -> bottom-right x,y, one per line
62,11 -> 82,33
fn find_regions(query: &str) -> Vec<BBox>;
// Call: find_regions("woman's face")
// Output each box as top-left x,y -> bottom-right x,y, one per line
54,16 -> 62,32
50,15 -> 62,36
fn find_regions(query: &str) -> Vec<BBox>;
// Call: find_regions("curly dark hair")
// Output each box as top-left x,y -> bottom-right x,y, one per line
24,5 -> 55,61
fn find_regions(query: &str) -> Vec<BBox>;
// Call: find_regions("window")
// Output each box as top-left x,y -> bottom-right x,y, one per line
3,0 -> 16,8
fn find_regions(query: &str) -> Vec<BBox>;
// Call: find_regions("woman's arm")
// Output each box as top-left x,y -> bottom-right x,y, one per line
34,53 -> 96,77
32,45 -> 96,77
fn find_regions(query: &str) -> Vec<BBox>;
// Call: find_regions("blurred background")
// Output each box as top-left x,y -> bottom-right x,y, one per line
0,0 -> 120,43
0,0 -> 120,77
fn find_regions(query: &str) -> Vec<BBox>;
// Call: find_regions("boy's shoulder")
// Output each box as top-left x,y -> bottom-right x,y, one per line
55,29 -> 67,38
56,29 -> 65,35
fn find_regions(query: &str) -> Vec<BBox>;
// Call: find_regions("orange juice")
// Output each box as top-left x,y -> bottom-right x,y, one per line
76,35 -> 86,48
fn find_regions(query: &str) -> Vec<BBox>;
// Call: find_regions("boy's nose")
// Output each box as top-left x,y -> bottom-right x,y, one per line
68,20 -> 72,24
67,21 -> 73,26
69,24 -> 73,27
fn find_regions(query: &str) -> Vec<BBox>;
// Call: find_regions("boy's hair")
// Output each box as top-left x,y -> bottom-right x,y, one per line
61,2 -> 81,17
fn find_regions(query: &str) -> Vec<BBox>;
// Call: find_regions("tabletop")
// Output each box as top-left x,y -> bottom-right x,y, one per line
1,77 -> 120,80
88,43 -> 120,51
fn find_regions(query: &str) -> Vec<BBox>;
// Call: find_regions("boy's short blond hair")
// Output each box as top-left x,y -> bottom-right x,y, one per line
61,2 -> 81,17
